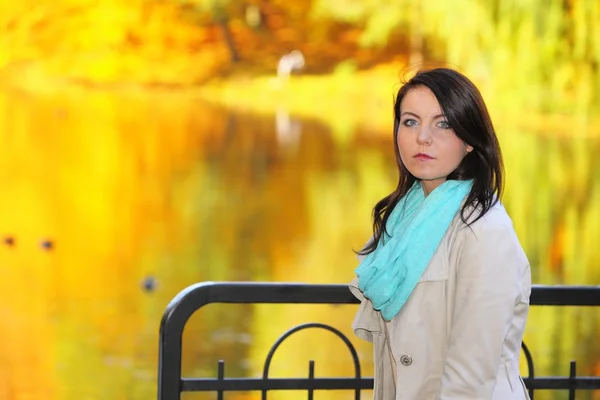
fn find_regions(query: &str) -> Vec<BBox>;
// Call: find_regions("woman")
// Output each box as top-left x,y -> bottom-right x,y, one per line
349,68 -> 531,399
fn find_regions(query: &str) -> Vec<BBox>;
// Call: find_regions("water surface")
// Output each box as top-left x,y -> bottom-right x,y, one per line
0,88 -> 598,400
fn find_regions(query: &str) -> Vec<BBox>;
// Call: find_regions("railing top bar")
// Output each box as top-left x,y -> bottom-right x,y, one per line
530,285 -> 600,306
164,281 -> 600,310
164,281 -> 358,310
159,282 -> 357,335
159,282 -> 600,337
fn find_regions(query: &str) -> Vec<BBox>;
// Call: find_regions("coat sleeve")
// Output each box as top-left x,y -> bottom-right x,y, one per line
438,223 -> 527,400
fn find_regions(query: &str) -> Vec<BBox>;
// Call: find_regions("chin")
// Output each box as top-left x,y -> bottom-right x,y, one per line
407,171 -> 445,181
406,167 -> 452,182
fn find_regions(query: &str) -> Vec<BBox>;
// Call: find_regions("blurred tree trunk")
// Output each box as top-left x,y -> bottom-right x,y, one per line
217,19 -> 239,62
212,2 -> 239,62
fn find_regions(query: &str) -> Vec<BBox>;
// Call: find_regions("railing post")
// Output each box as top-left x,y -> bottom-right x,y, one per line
157,282 -> 217,400
157,315 -> 183,400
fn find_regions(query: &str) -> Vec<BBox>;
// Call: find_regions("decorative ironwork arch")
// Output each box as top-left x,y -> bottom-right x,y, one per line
261,322 -> 362,400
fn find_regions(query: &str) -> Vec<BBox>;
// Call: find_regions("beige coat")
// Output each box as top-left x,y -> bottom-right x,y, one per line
350,202 -> 531,400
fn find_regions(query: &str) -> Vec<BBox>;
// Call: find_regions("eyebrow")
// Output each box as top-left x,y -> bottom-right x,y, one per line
400,111 -> 445,119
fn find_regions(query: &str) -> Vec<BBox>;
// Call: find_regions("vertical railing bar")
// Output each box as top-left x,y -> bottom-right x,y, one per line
261,374 -> 267,400
307,360 -> 315,400
569,360 -> 576,400
218,360 -> 225,400
354,377 -> 361,400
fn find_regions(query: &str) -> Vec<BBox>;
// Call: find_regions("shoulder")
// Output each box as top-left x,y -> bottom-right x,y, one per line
454,200 -> 516,240
451,201 -> 528,266
447,201 -> 530,301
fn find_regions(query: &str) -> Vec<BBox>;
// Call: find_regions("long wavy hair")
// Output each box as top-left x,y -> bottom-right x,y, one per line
359,67 -> 504,255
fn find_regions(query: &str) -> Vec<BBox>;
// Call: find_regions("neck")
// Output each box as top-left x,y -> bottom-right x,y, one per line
421,183 -> 431,197
420,179 -> 447,197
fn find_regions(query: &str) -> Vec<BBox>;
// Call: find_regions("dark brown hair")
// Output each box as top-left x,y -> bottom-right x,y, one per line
359,67 -> 504,255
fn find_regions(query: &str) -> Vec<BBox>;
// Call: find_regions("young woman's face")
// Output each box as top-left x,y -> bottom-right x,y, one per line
396,86 -> 473,195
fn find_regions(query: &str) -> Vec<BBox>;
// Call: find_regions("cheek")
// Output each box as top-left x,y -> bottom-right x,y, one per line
396,133 -> 410,153
444,141 -> 469,165
396,135 -> 410,162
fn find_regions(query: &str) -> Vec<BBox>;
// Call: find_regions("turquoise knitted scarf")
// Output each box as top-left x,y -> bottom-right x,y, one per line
356,179 -> 473,321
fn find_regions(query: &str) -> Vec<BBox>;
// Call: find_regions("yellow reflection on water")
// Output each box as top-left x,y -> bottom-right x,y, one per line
0,87 -> 598,400
0,88 -> 228,399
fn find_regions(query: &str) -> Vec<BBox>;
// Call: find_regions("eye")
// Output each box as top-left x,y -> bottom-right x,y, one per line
402,119 -> 418,127
436,120 -> 451,129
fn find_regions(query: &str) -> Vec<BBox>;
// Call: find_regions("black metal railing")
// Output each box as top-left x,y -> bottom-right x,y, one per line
157,282 -> 600,400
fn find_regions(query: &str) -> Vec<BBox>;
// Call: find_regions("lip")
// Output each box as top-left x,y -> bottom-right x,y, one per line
414,153 -> 434,161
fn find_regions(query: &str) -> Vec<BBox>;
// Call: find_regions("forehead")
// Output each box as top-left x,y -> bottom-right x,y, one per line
399,86 -> 442,115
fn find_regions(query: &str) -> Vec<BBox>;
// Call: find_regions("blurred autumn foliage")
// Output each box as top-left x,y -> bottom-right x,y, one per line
0,0 -> 411,87
0,0 -> 599,119
0,0 -> 229,86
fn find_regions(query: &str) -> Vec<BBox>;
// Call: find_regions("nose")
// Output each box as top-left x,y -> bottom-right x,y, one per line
416,125 -> 433,145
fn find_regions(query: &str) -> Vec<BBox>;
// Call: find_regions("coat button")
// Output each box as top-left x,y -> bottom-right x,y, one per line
400,354 -> 412,366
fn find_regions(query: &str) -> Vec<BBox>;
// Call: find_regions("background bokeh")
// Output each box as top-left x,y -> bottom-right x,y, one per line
0,1 -> 599,399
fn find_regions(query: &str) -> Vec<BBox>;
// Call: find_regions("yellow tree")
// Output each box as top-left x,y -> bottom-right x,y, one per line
310,0 -> 600,116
